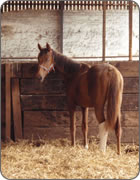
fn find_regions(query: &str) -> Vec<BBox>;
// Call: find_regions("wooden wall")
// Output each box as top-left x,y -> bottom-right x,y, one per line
1,61 -> 139,143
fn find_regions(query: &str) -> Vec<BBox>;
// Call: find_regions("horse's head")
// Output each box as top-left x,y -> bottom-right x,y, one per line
37,43 -> 55,82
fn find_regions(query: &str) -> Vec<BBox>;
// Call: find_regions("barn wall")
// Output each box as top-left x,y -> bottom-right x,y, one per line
1,9 -> 139,58
1,10 -> 61,58
1,61 -> 139,144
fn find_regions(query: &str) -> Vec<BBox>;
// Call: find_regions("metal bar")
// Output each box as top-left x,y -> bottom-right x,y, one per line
102,1 -> 106,61
2,55 -> 139,60
129,1 -> 133,61
60,1 -> 64,53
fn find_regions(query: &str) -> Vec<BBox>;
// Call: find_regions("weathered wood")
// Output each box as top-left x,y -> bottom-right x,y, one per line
1,64 -> 5,140
5,61 -> 138,78
20,77 -> 138,95
123,77 -> 138,94
122,94 -> 138,111
23,126 -> 98,140
21,94 -> 138,111
86,61 -> 139,77
10,63 -> 22,78
24,111 -> 138,128
109,127 -> 139,144
20,79 -> 65,95
21,61 -> 139,78
5,64 -> 11,140
12,78 -> 23,140
23,126 -> 139,144
21,95 -> 67,111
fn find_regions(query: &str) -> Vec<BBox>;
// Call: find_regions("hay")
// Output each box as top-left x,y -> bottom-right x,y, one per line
1,137 -> 139,179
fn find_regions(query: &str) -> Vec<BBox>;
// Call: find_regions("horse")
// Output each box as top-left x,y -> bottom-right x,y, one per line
36,43 -> 124,155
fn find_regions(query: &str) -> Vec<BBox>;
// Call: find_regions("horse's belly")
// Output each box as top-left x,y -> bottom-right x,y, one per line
75,81 -> 94,107
76,95 -> 94,107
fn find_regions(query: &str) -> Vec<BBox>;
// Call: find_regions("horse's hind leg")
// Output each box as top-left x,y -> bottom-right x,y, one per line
69,109 -> 76,146
82,107 -> 88,149
115,114 -> 122,155
95,108 -> 108,153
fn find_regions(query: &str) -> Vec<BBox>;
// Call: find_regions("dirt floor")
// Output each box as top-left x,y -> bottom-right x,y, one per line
1,137 -> 139,179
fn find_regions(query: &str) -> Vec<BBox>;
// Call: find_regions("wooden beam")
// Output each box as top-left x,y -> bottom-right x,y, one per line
129,1 -> 133,61
103,1 -> 106,61
12,78 -> 23,140
5,64 -> 11,140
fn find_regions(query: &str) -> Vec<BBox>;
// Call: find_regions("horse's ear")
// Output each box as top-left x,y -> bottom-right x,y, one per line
46,43 -> 51,51
38,43 -> 42,51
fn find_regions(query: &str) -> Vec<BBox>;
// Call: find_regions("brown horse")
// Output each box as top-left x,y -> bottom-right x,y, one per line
37,43 -> 124,154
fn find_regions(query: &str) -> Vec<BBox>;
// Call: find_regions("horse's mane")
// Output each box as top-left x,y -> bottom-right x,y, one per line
52,50 -> 81,73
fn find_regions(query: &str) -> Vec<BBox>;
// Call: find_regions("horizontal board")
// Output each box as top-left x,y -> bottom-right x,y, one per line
24,111 -> 139,128
88,61 -> 139,78
20,78 -> 65,95
21,94 -> 138,111
21,95 -> 67,110
20,77 -> 138,95
9,61 -> 139,78
24,126 -> 139,144
123,77 -> 138,94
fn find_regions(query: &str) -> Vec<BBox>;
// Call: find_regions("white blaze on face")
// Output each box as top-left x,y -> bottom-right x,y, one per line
99,121 -> 108,153
39,67 -> 48,82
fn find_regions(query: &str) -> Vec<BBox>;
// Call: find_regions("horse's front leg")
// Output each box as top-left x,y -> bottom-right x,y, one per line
69,109 -> 76,146
82,107 -> 89,149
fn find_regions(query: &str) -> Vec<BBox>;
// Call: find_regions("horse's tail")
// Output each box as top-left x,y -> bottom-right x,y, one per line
106,70 -> 123,130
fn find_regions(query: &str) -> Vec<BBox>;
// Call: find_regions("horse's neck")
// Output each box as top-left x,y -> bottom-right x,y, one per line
53,50 -> 80,76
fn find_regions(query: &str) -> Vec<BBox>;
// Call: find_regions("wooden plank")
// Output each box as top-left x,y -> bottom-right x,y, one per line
122,94 -> 138,111
24,111 -> 138,128
12,78 -> 23,140
10,63 -> 22,78
20,77 -> 138,95
23,126 -> 139,144
5,64 -> 11,140
85,61 -> 139,77
123,77 -> 138,94
21,94 -> 138,111
129,1 -> 133,61
23,126 -> 98,140
20,78 -> 65,95
21,95 -> 68,111
109,127 -> 139,144
21,61 -> 139,78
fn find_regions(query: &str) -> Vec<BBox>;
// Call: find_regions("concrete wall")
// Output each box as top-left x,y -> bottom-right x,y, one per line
1,10 -> 61,58
1,9 -> 139,59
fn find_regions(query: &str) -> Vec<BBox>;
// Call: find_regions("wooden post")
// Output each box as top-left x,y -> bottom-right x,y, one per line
5,64 -> 11,140
12,78 -> 23,140
129,1 -> 133,61
103,1 -> 106,61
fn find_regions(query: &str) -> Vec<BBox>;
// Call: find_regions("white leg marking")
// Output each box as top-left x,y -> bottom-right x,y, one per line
85,144 -> 88,150
99,122 -> 108,153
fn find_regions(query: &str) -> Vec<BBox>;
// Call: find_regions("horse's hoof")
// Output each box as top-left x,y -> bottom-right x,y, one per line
85,144 -> 88,150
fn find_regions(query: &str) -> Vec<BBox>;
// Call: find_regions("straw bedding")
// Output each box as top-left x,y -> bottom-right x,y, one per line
1,137 -> 139,179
